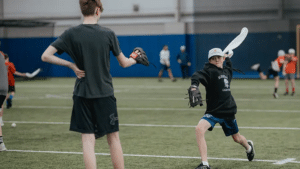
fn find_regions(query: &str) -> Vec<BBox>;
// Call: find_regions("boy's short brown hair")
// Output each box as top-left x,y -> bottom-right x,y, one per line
79,0 -> 104,16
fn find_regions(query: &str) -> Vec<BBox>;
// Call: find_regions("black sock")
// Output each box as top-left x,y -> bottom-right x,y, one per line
274,88 -> 277,93
0,136 -> 3,144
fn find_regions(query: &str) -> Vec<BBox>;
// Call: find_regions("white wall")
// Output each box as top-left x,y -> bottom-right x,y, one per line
194,0 -> 279,12
1,0 -> 300,38
3,0 -> 81,19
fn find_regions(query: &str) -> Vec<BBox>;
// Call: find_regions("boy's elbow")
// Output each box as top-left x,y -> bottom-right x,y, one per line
41,55 -> 47,62
119,62 -> 127,68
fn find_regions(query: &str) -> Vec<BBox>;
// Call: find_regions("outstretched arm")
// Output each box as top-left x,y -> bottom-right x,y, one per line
116,52 -> 137,68
14,71 -> 26,77
41,45 -> 85,79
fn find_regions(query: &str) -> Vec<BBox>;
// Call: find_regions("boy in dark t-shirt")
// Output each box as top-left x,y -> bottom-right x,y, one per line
41,0 -> 144,168
189,48 -> 255,169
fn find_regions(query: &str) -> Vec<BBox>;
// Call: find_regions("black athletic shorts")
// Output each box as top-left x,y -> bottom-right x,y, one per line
70,95 -> 119,139
0,95 -> 6,107
8,85 -> 15,92
267,67 -> 278,78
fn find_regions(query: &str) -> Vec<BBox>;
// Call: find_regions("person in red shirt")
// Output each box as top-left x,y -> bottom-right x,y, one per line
251,50 -> 286,98
283,48 -> 298,96
3,54 -> 27,109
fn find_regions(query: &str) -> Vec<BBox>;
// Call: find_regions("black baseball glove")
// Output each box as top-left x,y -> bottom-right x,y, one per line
187,86 -> 203,107
130,47 -> 149,66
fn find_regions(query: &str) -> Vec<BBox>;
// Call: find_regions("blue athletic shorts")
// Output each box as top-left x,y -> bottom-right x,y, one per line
160,64 -> 170,71
201,114 -> 239,136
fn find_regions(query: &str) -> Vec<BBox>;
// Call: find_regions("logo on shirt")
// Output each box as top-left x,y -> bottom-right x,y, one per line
219,75 -> 230,91
224,79 -> 229,88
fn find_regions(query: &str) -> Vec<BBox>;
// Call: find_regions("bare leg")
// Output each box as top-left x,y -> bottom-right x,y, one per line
82,134 -> 97,169
274,76 -> 279,88
259,72 -> 267,80
167,69 -> 174,80
232,133 -> 250,150
195,119 -> 211,163
107,132 -> 124,169
291,79 -> 296,90
158,70 -> 163,80
285,79 -> 289,93
0,105 -> 3,117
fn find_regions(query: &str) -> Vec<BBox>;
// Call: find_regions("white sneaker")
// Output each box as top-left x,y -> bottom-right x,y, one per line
0,121 -> 3,127
251,63 -> 260,71
0,142 -> 7,151
273,93 -> 279,99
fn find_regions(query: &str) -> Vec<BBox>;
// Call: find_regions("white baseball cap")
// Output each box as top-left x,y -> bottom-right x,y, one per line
208,48 -> 223,59
277,50 -> 285,56
288,48 -> 295,54
180,45 -> 186,50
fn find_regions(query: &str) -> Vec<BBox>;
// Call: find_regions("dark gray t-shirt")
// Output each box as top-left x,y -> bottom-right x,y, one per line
0,52 -> 8,96
51,24 -> 121,98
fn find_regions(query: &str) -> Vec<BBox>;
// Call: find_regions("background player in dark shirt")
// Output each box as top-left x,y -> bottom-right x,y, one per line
176,45 -> 191,79
189,48 -> 255,169
41,0 -> 141,168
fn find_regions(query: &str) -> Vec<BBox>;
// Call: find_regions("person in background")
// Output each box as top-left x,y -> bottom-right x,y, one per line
283,48 -> 298,96
0,51 -> 8,151
158,45 -> 177,82
4,54 -> 27,109
177,45 -> 191,79
250,50 -> 286,98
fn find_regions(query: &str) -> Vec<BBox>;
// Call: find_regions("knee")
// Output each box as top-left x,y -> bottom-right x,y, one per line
195,126 -> 205,136
107,132 -> 120,145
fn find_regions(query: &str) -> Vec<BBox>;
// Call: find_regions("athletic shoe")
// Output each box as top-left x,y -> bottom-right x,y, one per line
284,92 -> 289,96
195,163 -> 210,169
0,121 -> 4,127
291,92 -> 295,96
250,63 -> 260,71
273,93 -> 279,99
172,79 -> 177,82
6,98 -> 12,109
246,140 -> 255,161
0,143 -> 7,151
158,79 -> 162,82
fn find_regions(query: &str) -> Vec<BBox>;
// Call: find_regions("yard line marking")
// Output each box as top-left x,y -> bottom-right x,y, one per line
17,84 -> 281,89
6,149 -> 300,165
14,105 -> 300,113
274,158 -> 297,165
13,96 -> 300,102
4,121 -> 300,130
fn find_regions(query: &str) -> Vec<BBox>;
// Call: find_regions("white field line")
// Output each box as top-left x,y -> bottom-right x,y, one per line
13,96 -> 300,102
4,121 -> 300,130
5,149 -> 300,165
13,105 -> 300,113
16,84 -> 282,89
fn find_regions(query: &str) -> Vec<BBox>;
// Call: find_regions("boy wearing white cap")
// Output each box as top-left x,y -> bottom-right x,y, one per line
189,48 -> 254,169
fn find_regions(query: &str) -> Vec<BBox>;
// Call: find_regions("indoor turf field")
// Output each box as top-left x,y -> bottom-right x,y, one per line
1,77 -> 300,169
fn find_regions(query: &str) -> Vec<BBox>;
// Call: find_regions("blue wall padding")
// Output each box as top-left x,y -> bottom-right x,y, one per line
0,32 -> 295,78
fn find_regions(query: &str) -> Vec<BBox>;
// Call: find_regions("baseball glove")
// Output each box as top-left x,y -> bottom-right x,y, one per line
130,47 -> 149,66
187,86 -> 203,107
